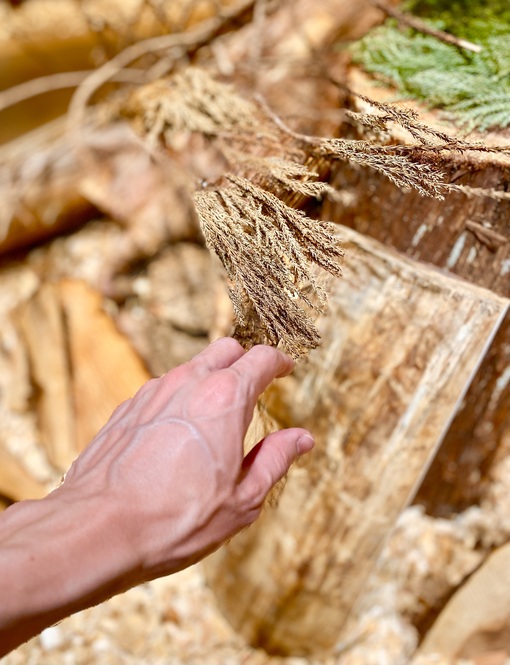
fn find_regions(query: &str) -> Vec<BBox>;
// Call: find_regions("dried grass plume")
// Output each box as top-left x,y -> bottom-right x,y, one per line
120,67 -> 510,356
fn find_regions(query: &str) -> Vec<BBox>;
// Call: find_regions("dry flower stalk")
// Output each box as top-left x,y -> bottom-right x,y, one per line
122,69 -> 257,147
119,67 -> 510,355
194,175 -> 343,357
122,68 -> 345,357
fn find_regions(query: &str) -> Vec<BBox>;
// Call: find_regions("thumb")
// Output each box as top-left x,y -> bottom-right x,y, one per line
238,428 -> 315,506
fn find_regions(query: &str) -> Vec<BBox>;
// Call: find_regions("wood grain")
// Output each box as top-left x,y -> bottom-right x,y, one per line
205,225 -> 509,656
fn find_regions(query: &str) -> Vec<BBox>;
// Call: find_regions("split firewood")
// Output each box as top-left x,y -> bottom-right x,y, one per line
0,0 -> 270,143
15,275 -> 149,467
0,118 -> 95,255
0,0 -> 243,95
204,224 -> 509,656
16,282 -> 76,473
57,279 -> 151,453
0,119 -> 198,258
0,0 -> 383,255
16,279 -> 151,468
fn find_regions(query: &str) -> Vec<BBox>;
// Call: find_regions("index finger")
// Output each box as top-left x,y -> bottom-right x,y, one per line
230,345 -> 294,402
188,337 -> 247,373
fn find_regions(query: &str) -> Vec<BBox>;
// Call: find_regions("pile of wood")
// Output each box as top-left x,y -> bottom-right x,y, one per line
1,1 -> 509,664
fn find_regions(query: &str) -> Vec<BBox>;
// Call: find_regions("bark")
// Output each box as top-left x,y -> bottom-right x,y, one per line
204,225 -> 508,656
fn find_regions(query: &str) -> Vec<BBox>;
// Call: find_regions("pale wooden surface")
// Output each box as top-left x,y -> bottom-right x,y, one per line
57,280 -> 151,453
16,279 -> 151,466
323,70 -> 510,518
419,542 -> 510,661
205,225 -> 509,656
17,282 -> 76,472
0,446 -> 47,502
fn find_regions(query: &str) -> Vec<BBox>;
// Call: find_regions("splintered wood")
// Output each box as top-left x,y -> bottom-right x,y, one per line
205,225 -> 509,655
0,120 -> 197,256
15,279 -> 150,471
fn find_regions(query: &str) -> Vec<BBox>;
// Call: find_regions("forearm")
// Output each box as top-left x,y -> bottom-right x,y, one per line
0,487 -> 140,656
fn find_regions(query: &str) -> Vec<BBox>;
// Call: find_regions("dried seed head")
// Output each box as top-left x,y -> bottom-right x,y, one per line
194,175 -> 343,358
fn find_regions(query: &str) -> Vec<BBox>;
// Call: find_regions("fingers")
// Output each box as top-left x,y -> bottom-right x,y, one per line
238,428 -> 314,507
154,338 -> 247,399
230,345 -> 295,404
189,337 -> 247,373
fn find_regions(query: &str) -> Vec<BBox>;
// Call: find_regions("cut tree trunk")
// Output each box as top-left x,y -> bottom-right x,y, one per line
204,224 -> 508,656
320,93 -> 510,518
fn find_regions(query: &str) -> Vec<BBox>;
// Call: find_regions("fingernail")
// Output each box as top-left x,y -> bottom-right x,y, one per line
297,434 -> 315,454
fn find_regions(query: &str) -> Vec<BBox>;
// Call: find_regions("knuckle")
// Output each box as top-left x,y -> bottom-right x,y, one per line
215,368 -> 243,404
249,344 -> 277,361
216,337 -> 244,353
193,370 -> 242,413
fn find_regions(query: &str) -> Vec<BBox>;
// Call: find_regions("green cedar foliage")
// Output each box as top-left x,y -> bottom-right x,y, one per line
351,0 -> 510,131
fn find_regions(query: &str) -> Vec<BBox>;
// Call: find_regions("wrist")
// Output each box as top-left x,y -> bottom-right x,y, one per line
45,484 -> 143,601
0,486 -> 141,654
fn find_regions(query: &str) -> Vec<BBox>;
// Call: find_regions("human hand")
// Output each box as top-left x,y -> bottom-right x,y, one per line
59,337 -> 315,581
0,337 -> 314,655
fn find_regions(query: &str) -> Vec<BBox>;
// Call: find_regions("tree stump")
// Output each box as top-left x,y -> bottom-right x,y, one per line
204,225 -> 508,656
320,103 -> 510,517
318,88 -> 510,636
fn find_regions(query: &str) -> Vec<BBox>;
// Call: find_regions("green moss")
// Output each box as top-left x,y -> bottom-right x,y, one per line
350,0 -> 510,131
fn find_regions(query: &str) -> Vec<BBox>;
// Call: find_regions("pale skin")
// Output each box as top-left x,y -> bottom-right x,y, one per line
0,338 -> 314,656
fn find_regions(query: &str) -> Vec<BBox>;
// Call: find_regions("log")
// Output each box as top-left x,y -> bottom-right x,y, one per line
204,225 -> 509,656
0,119 -> 197,257
321,76 -> 510,518
0,118 -> 96,255
0,0 -> 241,142
0,0 -> 238,78
0,0 -> 385,254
